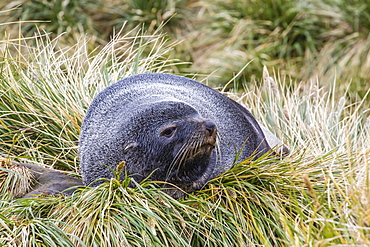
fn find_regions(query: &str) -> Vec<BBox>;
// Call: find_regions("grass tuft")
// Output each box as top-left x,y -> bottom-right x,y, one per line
0,159 -> 33,199
0,4 -> 369,246
0,27 -> 182,170
1,62 -> 369,245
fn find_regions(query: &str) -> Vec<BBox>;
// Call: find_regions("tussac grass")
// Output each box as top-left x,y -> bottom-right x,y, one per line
0,31 -> 369,246
0,28 -> 181,170
0,1 -> 370,246
2,0 -> 370,96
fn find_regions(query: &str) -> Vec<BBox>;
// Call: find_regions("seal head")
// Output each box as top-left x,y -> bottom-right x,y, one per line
80,97 -> 219,197
121,101 -> 218,197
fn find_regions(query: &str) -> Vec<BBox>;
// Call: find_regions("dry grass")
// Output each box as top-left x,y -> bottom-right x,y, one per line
0,1 -> 369,246
2,0 -> 370,95
0,32 -> 368,244
0,27 -> 182,170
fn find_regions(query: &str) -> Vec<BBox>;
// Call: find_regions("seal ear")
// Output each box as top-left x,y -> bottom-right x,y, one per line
124,142 -> 138,153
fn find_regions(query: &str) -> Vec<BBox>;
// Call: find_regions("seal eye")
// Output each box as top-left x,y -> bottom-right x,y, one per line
161,126 -> 177,138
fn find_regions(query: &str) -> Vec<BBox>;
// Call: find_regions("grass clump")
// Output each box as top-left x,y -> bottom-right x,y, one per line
2,0 -> 370,98
0,3 -> 369,246
0,28 -> 180,170
0,29 -> 369,245
0,159 -> 34,200
1,149 -> 369,245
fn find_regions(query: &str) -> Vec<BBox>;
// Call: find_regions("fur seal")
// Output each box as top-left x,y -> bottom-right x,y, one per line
79,73 -> 288,198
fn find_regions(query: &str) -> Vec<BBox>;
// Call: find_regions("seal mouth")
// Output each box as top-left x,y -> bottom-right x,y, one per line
165,137 -> 217,195
161,119 -> 218,198
171,120 -> 217,179
187,143 -> 215,158
163,146 -> 216,198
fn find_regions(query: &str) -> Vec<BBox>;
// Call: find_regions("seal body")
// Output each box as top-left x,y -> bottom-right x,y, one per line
79,73 -> 277,197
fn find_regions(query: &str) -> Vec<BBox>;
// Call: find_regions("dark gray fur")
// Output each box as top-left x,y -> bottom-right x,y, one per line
19,163 -> 83,198
79,73 -> 279,196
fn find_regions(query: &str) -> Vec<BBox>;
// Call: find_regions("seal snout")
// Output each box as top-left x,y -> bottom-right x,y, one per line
202,120 -> 217,146
205,120 -> 216,135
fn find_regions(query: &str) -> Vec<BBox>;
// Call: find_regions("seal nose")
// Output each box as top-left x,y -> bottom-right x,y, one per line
204,120 -> 216,136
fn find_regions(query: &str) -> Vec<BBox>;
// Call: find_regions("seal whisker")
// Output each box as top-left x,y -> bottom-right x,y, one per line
168,144 -> 193,181
215,143 -> 222,167
189,135 -> 202,158
165,142 -> 189,180
177,136 -> 199,167
215,133 -> 222,164
174,133 -> 207,176
165,133 -> 198,181
189,136 -> 199,158
167,131 -> 206,181
176,144 -> 192,172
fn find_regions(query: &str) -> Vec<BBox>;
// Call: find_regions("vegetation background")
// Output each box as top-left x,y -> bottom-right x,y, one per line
0,0 -> 369,246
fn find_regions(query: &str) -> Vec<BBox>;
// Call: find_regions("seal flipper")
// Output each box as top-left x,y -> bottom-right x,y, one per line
20,163 -> 83,198
226,98 -> 289,157
258,124 -> 290,156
